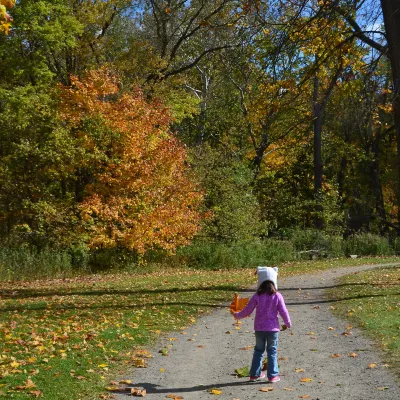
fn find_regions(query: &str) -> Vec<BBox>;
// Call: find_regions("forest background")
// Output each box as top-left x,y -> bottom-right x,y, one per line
1,0 -> 400,280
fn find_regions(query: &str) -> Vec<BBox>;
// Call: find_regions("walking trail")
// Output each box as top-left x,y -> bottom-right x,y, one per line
116,263 -> 400,400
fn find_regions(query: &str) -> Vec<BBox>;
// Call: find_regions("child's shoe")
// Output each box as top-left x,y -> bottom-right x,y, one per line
268,376 -> 280,383
249,372 -> 265,382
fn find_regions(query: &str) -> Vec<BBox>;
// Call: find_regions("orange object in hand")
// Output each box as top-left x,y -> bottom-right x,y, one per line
230,293 -> 249,314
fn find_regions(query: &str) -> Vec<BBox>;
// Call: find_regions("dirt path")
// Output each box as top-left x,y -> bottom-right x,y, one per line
115,263 -> 400,400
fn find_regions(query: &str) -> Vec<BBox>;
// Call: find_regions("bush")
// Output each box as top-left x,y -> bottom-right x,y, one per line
289,229 -> 344,258
177,240 -> 295,270
343,233 -> 392,256
0,246 -> 75,281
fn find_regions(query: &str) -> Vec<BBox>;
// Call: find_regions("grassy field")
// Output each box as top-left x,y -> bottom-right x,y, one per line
0,256 -> 399,399
328,265 -> 400,380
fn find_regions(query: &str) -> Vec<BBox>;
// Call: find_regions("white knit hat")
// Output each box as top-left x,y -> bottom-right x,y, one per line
257,266 -> 278,290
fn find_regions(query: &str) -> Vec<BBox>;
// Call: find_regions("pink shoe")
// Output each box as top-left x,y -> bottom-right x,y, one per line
249,372 -> 266,382
268,376 -> 280,383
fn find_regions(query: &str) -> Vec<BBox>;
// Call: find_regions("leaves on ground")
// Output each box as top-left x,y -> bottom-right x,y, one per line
234,366 -> 250,377
208,388 -> 222,395
259,387 -> 274,392
300,378 -> 313,382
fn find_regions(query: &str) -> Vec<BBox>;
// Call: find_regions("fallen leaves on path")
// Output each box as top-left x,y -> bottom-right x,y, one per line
348,352 -> 358,358
294,368 -> 305,373
300,378 -> 313,382
284,387 -> 295,391
259,387 -> 274,392
368,363 -> 377,369
166,394 -> 184,399
131,387 -> 146,396
376,387 -> 389,391
299,395 -> 311,399
208,388 -> 223,395
330,354 -> 342,358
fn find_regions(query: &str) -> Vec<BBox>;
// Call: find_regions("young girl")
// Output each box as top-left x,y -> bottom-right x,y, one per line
234,267 -> 291,383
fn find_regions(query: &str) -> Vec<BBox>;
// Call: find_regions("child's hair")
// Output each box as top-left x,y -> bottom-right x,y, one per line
257,280 -> 277,295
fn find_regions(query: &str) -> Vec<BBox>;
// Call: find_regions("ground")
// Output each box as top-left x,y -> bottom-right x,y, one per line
115,264 -> 400,400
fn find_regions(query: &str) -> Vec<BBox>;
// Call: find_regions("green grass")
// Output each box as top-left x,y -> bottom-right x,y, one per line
0,256 -> 399,399
327,266 -> 400,379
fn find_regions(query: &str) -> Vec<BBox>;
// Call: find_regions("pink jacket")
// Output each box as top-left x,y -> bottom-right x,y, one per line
234,292 -> 291,332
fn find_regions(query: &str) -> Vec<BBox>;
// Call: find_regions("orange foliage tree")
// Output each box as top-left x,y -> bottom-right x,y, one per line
59,69 -> 203,253
0,0 -> 14,34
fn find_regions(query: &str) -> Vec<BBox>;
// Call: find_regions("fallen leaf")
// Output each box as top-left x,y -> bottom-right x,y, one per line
278,357 -> 288,361
299,396 -> 311,399
29,390 -> 42,397
259,387 -> 274,392
208,388 -> 222,395
105,386 -> 121,392
368,363 -> 377,369
328,327 -> 335,330
284,388 -> 295,391
330,354 -> 342,358
307,332 -> 315,335
300,378 -> 313,382
131,387 -> 146,396
295,368 -> 305,373
234,366 -> 249,377
160,368 -> 165,373
166,395 -> 183,399
376,387 -> 389,391
197,345 -> 205,348
119,380 -> 132,384
348,352 -> 358,358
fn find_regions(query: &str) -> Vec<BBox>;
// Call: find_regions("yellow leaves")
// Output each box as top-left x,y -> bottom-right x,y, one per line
208,388 -> 222,395
166,395 -> 183,399
10,360 -> 20,368
294,368 -> 305,373
300,378 -> 313,382
133,358 -> 147,368
348,352 -> 358,358
368,363 -> 377,369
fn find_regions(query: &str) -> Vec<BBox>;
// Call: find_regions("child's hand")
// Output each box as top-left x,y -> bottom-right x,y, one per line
281,324 -> 288,331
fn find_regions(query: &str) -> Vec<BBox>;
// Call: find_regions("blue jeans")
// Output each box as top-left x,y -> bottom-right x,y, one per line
249,331 -> 279,378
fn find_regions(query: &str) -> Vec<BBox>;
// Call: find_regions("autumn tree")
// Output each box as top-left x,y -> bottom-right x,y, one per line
0,0 -> 14,35
59,68 -> 203,253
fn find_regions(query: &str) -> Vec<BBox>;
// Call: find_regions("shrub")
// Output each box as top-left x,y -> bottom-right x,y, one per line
343,233 -> 392,256
177,240 -> 295,270
288,229 -> 344,258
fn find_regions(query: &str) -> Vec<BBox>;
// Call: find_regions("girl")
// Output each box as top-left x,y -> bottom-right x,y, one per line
234,267 -> 291,383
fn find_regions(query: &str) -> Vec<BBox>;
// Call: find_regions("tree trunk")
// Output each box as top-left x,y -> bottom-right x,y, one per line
380,0 -> 400,226
371,132 -> 388,234
313,75 -> 324,229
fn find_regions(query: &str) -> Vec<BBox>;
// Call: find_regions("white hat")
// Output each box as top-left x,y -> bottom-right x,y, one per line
257,266 -> 278,290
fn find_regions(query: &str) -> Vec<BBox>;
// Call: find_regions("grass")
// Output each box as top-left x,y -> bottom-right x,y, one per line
327,265 -> 400,379
0,256 -> 399,399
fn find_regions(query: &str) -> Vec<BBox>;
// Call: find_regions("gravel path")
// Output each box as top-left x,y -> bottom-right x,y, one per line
115,263 -> 400,400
